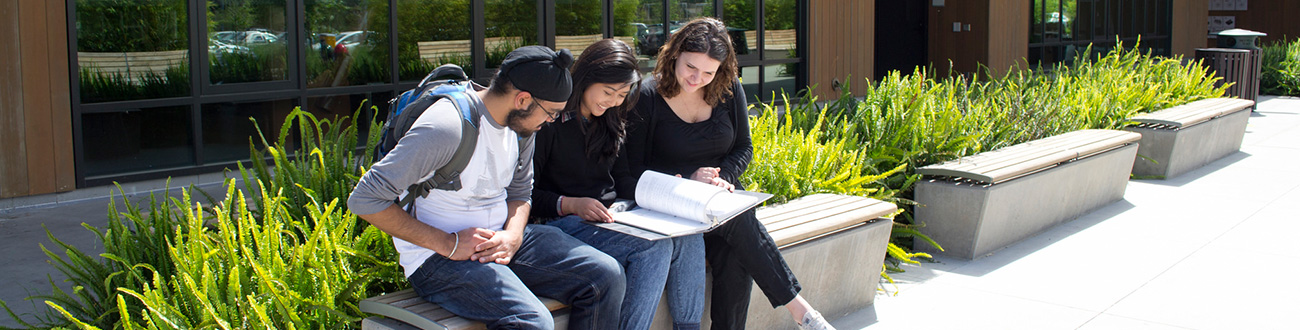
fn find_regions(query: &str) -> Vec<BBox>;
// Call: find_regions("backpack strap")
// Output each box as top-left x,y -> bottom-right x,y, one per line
396,87 -> 480,208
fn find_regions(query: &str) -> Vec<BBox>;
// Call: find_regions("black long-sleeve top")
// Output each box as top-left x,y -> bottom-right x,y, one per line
614,77 -> 752,200
530,112 -> 620,219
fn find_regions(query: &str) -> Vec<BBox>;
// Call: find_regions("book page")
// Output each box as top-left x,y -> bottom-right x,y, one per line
705,191 -> 761,221
633,171 -> 723,222
612,207 -> 710,237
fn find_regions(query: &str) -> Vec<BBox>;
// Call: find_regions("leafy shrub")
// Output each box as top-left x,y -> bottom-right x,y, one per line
0,185 -> 191,330
1261,38 -> 1300,96
3,104 -> 401,329
744,42 -> 1226,271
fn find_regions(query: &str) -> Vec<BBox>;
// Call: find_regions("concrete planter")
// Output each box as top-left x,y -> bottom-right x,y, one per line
1126,106 -> 1252,179
915,143 -> 1138,259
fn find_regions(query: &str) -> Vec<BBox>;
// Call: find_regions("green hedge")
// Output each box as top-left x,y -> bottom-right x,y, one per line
1261,38 -> 1300,96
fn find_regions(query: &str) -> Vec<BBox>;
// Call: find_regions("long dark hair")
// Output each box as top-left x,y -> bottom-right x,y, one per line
565,39 -> 641,165
652,17 -> 737,106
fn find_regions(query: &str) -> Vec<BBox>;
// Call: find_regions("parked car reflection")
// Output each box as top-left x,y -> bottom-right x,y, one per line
632,22 -> 748,56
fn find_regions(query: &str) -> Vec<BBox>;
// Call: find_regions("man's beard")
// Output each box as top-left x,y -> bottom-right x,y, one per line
505,107 -> 537,136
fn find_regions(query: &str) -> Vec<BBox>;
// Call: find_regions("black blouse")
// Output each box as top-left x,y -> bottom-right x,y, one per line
530,112 -> 620,219
614,77 -> 753,199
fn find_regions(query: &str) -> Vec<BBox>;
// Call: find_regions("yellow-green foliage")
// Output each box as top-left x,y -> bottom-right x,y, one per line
3,104 -> 401,330
746,42 -> 1227,272
1262,38 -> 1300,96
104,182 -> 395,329
743,95 -> 906,204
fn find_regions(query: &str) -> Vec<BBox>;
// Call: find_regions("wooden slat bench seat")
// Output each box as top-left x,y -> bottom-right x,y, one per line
360,289 -> 570,330
1124,97 -> 1255,179
914,129 -> 1142,259
361,194 -> 896,330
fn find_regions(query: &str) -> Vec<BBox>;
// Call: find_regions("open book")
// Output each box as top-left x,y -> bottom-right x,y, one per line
587,170 -> 772,240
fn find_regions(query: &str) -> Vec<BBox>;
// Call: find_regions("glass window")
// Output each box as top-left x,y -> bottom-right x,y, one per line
669,0 -> 715,24
207,0 -> 290,84
1031,0 -> 1170,68
76,0 -> 190,103
1060,0 -> 1077,42
556,0 -> 602,57
485,0 -> 539,69
396,0 -> 471,81
762,63 -> 796,102
626,0 -> 664,70
82,107 -> 195,177
303,92 -> 393,148
305,0 -> 391,88
723,0 -> 758,56
763,0 -> 796,60
201,99 -> 295,163
612,0 -> 643,63
739,66 -> 759,103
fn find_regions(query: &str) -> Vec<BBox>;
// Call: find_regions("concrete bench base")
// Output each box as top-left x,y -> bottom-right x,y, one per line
915,143 -> 1138,259
1126,108 -> 1250,179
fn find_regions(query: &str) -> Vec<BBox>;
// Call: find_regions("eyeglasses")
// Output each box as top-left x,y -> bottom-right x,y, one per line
532,99 -> 561,121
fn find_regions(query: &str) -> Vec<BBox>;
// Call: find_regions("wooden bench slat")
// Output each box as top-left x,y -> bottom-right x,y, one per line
918,130 -> 1139,183
768,202 -> 896,247
760,198 -> 882,233
1129,98 -> 1254,128
360,294 -> 453,330
974,132 -> 1139,183
1146,99 -> 1233,124
362,289 -> 570,330
917,129 -> 1110,173
927,129 -> 1117,173
756,194 -> 862,225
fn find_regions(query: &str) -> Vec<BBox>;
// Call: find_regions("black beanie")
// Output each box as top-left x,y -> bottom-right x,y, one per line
498,45 -> 574,102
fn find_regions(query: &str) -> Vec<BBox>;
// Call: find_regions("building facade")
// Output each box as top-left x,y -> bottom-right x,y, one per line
1,0 -> 1293,200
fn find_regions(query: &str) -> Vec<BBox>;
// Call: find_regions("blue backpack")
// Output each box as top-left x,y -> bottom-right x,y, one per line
374,64 -> 483,208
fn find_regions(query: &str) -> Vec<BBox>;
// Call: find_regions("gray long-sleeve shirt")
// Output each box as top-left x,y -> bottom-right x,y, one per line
347,89 -> 535,277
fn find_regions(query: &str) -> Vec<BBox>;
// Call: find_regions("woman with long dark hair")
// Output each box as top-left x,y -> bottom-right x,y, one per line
532,39 -> 705,330
615,18 -> 836,330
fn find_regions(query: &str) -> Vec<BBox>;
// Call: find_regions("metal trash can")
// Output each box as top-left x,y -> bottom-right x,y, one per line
1197,29 -> 1267,108
1196,48 -> 1254,103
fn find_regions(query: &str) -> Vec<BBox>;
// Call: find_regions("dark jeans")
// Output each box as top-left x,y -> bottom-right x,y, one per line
407,225 -> 625,330
548,215 -> 706,330
704,209 -> 801,330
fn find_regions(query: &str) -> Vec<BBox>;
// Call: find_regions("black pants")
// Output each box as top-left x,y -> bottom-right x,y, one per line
704,208 -> 801,330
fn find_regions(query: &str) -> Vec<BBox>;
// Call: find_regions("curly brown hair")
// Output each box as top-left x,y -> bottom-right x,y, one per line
652,17 -> 738,106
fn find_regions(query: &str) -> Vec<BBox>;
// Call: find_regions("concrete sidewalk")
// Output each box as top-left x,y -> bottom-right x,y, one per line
2,96 -> 1296,329
830,95 -> 1300,329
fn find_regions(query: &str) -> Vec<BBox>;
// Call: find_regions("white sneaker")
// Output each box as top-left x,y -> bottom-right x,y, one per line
798,310 -> 836,330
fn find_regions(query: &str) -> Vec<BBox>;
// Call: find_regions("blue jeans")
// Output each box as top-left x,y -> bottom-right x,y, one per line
407,224 -> 625,330
548,216 -> 706,330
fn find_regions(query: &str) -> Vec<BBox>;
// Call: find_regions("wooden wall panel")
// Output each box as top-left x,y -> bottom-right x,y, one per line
1210,0 -> 1300,46
807,0 -> 873,100
48,0 -> 74,192
0,0 -> 28,199
0,0 -> 73,199
987,0 -> 1029,76
20,0 -> 56,195
928,0 -> 989,75
1172,0 -> 1209,58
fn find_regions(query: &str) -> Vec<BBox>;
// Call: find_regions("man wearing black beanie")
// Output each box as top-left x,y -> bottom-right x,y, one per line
350,46 -> 625,330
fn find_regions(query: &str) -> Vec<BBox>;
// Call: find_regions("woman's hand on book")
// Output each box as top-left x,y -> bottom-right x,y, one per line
562,196 -> 614,222
689,167 -> 735,192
